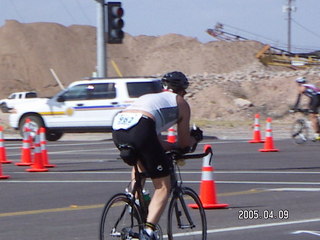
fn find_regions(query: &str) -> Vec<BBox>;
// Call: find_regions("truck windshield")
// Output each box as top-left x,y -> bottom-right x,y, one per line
127,81 -> 162,98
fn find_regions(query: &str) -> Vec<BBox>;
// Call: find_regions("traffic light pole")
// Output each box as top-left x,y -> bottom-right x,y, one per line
287,0 -> 292,53
95,0 -> 107,78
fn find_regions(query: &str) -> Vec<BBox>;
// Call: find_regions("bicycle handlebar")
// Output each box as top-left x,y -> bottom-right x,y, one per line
289,108 -> 310,114
166,146 -> 212,161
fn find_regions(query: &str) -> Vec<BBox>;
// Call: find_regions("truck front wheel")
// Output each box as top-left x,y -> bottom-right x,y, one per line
19,115 -> 44,139
19,115 -> 64,141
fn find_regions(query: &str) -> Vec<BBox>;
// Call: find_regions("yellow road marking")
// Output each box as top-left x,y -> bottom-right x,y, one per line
0,189 -> 265,218
219,188 -> 266,197
0,204 -> 104,217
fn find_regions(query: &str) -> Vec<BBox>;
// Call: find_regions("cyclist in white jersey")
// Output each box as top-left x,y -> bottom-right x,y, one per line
293,77 -> 320,140
112,71 -> 203,240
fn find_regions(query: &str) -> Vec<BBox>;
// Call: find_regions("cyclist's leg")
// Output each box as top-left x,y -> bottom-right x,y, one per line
147,175 -> 171,224
309,97 -> 320,137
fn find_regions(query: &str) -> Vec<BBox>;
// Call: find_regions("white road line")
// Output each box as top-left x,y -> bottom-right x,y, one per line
217,180 -> 320,185
6,141 -> 109,149
206,217 -> 320,235
268,188 -> 320,192
2,180 -> 320,185
292,230 -> 320,236
6,170 -> 320,174
166,218 -> 320,238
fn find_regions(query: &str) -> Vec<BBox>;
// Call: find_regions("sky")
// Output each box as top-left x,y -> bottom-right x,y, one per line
0,0 -> 319,52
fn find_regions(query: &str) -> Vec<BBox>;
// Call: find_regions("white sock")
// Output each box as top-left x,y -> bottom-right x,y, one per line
145,228 -> 153,236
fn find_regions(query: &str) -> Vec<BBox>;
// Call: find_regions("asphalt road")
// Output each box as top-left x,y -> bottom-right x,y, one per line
0,136 -> 319,240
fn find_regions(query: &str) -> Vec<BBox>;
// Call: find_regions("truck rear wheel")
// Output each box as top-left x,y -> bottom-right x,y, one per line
46,130 -> 63,141
0,103 -> 10,113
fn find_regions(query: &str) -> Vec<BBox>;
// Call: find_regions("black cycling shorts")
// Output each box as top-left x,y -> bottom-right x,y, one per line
309,95 -> 320,113
112,117 -> 172,179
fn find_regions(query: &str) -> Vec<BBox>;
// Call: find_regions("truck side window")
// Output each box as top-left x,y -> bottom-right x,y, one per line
62,85 -> 88,101
127,82 -> 162,98
88,83 -> 116,99
61,83 -> 116,101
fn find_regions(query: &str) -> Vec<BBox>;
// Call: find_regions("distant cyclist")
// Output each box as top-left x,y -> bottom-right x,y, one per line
112,71 -> 203,240
292,76 -> 320,141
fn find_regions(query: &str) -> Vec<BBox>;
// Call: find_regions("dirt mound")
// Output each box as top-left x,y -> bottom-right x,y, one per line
0,20 -> 263,97
0,20 -> 319,127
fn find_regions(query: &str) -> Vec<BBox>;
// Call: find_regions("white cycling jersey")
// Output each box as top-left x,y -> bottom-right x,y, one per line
126,91 -> 179,134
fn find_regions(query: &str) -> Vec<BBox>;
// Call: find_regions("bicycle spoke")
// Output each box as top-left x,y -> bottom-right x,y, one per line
291,119 -> 309,144
99,193 -> 142,240
167,187 -> 207,240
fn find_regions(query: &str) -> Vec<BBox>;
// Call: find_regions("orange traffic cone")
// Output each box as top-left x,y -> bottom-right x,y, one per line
259,118 -> 279,152
167,128 -> 176,143
24,118 -> 35,149
40,128 -> 55,168
248,114 -> 264,143
0,161 -> 10,179
15,129 -> 32,166
26,130 -> 48,172
189,145 -> 229,209
0,126 -> 12,164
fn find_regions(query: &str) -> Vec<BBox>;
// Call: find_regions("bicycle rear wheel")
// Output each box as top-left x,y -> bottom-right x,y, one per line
167,187 -> 207,240
99,193 -> 143,240
291,119 -> 309,144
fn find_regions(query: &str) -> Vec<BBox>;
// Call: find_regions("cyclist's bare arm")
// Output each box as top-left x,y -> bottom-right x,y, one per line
161,95 -> 197,151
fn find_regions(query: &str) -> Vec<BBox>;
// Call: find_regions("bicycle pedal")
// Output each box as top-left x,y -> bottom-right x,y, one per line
121,227 -> 139,239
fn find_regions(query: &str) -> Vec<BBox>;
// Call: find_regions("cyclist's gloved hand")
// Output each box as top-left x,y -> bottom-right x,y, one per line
190,126 -> 203,142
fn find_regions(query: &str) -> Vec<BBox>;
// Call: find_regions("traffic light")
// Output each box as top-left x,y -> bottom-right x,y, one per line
107,2 -> 124,44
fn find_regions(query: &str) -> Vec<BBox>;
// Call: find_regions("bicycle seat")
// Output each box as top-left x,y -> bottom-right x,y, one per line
117,144 -> 138,166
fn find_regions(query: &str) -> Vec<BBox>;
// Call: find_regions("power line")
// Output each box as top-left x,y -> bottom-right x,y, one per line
292,18 -> 320,40
75,0 -> 94,26
9,0 -> 24,22
58,0 -> 78,23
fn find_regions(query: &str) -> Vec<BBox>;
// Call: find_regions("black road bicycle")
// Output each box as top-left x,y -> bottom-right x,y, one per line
290,108 -> 320,144
99,148 -> 210,240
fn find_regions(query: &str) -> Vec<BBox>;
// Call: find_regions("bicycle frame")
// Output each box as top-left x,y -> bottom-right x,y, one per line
100,149 -> 210,240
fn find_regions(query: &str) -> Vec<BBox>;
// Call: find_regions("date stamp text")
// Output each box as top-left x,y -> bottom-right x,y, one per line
238,209 -> 289,220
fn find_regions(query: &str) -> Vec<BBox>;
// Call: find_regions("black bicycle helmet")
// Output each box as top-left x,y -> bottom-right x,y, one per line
295,77 -> 306,84
161,71 -> 189,92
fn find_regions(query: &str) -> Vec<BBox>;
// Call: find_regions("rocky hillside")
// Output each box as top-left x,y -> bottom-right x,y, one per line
0,20 -> 319,124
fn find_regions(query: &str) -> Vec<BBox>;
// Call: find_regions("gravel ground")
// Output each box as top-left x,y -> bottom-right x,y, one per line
1,110 -> 291,141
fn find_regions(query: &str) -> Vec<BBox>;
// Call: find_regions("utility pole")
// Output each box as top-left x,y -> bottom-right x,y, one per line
95,0 -> 107,78
287,0 -> 292,52
283,0 -> 296,53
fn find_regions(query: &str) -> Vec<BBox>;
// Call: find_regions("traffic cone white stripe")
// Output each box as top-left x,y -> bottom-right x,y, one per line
248,114 -> 264,143
39,127 -> 55,168
0,126 -> 12,164
167,128 -> 176,143
259,118 -> 279,152
16,129 -> 32,166
189,144 -> 229,209
201,171 -> 214,181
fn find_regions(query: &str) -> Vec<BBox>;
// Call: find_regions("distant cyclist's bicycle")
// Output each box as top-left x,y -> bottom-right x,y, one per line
290,108 -> 320,144
99,148 -> 209,240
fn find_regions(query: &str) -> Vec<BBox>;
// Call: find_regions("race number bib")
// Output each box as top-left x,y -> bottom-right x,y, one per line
112,112 -> 143,130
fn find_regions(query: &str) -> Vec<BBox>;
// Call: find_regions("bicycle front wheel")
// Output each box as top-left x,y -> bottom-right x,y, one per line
167,187 -> 207,240
99,193 -> 143,240
291,119 -> 309,144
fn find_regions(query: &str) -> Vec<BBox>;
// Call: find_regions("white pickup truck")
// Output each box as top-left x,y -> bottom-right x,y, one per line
0,91 -> 38,113
9,77 -> 162,141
